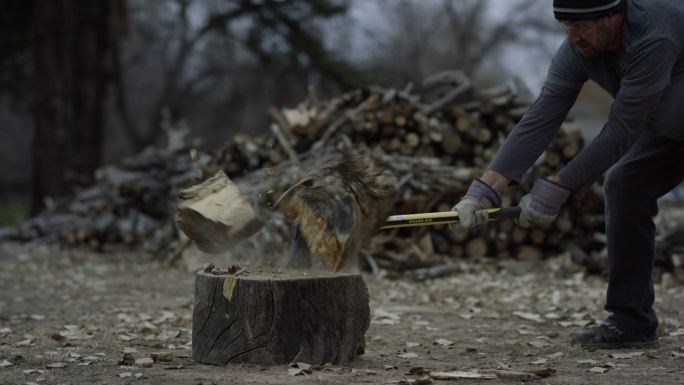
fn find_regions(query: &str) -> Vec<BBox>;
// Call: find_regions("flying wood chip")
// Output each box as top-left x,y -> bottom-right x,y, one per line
275,150 -> 397,271
175,170 -> 263,253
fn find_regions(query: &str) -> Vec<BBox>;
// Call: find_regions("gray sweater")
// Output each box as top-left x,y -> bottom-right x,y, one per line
489,0 -> 684,195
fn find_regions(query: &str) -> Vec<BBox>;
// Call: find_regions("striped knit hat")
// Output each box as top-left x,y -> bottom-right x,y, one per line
554,0 -> 624,21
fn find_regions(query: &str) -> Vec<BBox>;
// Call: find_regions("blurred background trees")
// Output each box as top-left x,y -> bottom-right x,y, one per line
0,0 -> 592,223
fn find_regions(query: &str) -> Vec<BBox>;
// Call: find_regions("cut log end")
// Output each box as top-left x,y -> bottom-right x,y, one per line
192,271 -> 370,365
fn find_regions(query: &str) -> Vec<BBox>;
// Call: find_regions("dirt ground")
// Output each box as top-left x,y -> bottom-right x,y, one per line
1,242 -> 684,385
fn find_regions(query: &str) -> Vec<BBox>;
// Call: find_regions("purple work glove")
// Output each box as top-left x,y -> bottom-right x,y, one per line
517,177 -> 572,228
450,179 -> 501,232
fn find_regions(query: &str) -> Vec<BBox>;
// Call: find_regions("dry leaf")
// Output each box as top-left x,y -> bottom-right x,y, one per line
492,370 -> 537,381
397,352 -> 418,359
412,375 -> 434,384
409,367 -> 429,376
288,368 -> 309,376
527,339 -> 549,348
295,362 -> 312,371
47,362 -> 66,368
531,367 -> 556,378
141,321 -> 158,333
406,342 -> 421,348
0,359 -> 13,367
547,352 -> 564,359
434,338 -> 454,347
15,338 -> 33,347
429,371 -> 496,380
372,309 -> 401,325
0,327 -> 11,334
530,358 -> 547,365
151,351 -> 175,363
135,357 -> 154,367
384,364 -> 398,370
609,352 -> 643,359
671,351 -> 684,358
158,330 -> 181,340
588,367 -> 609,374
513,311 -> 543,323
118,372 -> 133,378
576,359 -> 599,367
50,333 -> 66,342
669,328 -> 684,337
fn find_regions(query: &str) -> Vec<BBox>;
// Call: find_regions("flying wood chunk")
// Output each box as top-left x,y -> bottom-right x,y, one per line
175,170 -> 263,253
275,151 -> 397,271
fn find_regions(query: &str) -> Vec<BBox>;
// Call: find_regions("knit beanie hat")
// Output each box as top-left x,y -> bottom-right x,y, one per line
554,0 -> 624,21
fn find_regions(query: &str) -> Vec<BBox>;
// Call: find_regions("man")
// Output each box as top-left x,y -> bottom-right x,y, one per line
453,0 -> 684,349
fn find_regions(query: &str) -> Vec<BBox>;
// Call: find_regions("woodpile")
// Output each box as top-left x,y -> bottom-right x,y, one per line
1,141 -> 209,258
7,70 -> 667,274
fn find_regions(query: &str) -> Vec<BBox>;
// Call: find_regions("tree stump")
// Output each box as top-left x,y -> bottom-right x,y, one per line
192,271 -> 370,365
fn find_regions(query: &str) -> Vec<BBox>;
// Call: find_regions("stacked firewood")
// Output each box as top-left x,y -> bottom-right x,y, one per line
1,71 -> 613,271
0,134 -> 210,258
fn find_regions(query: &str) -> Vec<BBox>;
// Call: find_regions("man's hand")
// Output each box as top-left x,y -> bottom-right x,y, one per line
451,179 -> 501,232
517,177 -> 572,228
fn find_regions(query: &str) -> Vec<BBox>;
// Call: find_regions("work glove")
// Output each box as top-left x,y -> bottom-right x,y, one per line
517,177 -> 572,228
450,179 -> 501,232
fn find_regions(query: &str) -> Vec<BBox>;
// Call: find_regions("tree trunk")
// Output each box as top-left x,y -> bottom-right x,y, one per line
192,271 -> 370,365
31,0 -> 118,212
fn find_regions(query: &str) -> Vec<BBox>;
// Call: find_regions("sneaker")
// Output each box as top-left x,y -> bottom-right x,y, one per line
571,321 -> 660,349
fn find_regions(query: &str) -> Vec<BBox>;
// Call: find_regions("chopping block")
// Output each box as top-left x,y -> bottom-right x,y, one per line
192,270 -> 370,365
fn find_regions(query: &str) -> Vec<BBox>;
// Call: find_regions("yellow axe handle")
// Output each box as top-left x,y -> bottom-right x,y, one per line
379,207 -> 521,230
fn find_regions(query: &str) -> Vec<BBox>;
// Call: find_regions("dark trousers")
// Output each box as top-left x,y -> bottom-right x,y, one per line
603,133 -> 684,337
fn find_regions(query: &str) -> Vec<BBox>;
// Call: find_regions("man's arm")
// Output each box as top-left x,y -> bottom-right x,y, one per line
485,82 -> 581,196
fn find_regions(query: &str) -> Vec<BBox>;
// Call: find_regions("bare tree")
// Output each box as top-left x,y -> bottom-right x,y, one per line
115,0 -> 365,152
354,0 -> 561,87
31,0 -> 126,212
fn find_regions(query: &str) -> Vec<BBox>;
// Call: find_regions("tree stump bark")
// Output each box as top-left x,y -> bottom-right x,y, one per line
192,271 -> 370,365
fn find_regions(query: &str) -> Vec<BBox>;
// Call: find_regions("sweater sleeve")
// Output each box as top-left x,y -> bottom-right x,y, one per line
488,83 -> 581,184
488,39 -> 586,184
